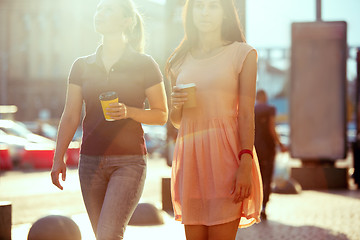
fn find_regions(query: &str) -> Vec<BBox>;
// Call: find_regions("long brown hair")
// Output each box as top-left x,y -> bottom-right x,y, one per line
165,0 -> 246,78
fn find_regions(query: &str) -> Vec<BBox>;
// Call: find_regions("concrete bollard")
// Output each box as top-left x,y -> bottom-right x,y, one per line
0,201 -> 12,240
27,215 -> 81,240
291,167 -> 348,190
128,203 -> 164,226
272,177 -> 302,194
161,177 -> 173,213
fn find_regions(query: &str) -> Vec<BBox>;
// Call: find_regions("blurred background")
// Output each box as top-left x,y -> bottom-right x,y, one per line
0,0 -> 359,121
1,0 -> 359,168
1,0 -> 360,239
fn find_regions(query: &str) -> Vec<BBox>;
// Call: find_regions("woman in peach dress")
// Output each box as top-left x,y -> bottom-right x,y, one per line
165,0 -> 263,239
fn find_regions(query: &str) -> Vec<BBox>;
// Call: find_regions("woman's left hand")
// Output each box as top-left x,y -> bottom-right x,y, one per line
106,102 -> 128,120
231,157 -> 252,203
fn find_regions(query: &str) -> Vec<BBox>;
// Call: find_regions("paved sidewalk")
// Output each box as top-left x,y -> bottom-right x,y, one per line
12,189 -> 360,240
8,155 -> 360,240
237,190 -> 360,240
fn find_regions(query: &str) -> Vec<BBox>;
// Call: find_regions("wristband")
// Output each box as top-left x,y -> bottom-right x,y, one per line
238,149 -> 253,160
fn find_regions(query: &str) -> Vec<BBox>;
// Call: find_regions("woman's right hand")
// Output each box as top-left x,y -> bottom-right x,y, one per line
171,86 -> 187,110
51,159 -> 67,190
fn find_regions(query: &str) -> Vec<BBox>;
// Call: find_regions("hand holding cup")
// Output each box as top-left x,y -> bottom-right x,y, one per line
171,83 -> 197,110
106,102 -> 127,120
99,91 -> 127,121
171,86 -> 188,110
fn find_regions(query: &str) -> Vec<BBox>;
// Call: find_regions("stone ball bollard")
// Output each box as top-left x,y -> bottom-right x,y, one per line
27,215 -> 81,240
128,203 -> 164,226
272,177 -> 302,194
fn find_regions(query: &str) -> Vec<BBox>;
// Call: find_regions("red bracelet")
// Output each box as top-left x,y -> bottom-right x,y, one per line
238,149 -> 253,160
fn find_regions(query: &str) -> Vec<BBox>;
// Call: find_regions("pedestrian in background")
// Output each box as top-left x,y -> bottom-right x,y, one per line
50,0 -> 168,239
166,0 -> 263,239
254,89 -> 287,220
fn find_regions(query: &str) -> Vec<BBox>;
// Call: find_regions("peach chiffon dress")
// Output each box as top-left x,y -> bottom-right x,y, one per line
171,41 -> 263,228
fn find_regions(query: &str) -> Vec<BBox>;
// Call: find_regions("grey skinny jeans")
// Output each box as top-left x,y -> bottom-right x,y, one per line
78,154 -> 147,240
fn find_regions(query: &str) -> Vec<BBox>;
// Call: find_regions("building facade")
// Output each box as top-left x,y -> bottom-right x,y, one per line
0,0 -> 245,121
0,0 -> 100,120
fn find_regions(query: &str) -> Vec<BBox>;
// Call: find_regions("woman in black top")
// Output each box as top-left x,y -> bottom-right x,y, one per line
50,0 -> 168,238
254,89 -> 286,220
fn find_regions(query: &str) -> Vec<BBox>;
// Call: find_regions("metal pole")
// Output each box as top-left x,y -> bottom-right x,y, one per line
357,48 -> 360,182
353,48 -> 360,186
0,54 -> 8,105
357,48 -> 360,137
0,7 -> 9,106
316,0 -> 322,21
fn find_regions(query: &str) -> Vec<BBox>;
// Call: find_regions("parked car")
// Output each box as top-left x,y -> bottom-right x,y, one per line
23,121 -> 58,140
0,120 -> 56,168
22,121 -> 81,167
0,129 -> 31,166
0,120 -> 55,146
23,121 -> 82,142
0,143 -> 12,170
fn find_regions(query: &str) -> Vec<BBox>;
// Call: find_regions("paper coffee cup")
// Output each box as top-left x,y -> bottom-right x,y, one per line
178,83 -> 196,109
99,91 -> 118,121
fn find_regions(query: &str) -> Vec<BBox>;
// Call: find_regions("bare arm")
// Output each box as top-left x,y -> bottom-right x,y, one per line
238,50 -> 257,157
269,116 -> 287,152
107,82 -> 168,125
169,85 -> 187,129
168,71 -> 187,129
51,84 -> 83,190
232,50 -> 258,203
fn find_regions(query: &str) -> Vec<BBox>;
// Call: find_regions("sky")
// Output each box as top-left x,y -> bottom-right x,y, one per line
247,0 -> 360,48
150,0 -> 360,48
244,0 -> 360,81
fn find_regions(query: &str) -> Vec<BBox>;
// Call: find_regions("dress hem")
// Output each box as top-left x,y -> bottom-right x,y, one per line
174,212 -> 261,228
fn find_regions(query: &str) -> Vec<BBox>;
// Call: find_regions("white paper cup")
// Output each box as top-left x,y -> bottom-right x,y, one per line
178,83 -> 196,109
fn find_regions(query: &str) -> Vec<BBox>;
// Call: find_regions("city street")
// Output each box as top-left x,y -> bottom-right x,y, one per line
1,0 -> 359,239
1,155 -> 360,240
0,155 -> 171,226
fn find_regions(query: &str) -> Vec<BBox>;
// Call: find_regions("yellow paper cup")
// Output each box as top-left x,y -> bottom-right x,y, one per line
178,83 -> 197,108
99,91 -> 118,121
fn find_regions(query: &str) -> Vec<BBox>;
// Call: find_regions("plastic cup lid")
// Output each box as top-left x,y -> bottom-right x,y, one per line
177,83 -> 196,89
99,91 -> 117,100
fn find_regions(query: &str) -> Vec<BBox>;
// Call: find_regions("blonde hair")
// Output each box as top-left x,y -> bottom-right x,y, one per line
120,0 -> 145,53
